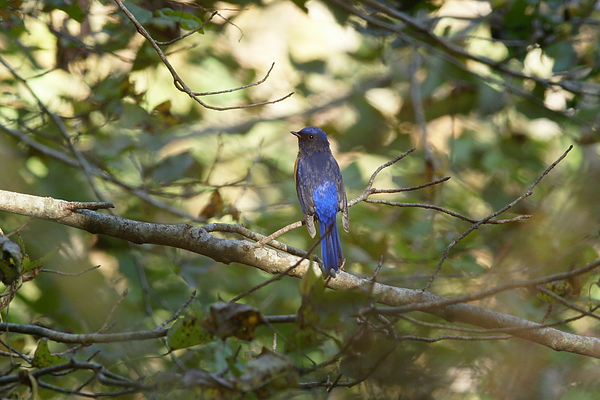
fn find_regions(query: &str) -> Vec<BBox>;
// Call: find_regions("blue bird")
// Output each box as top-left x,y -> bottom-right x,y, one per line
292,126 -> 349,276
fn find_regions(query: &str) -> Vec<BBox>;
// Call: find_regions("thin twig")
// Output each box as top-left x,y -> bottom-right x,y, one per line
113,0 -> 293,111
99,289 -> 129,333
41,265 -> 101,276
326,0 -> 595,130
536,286 -> 600,321
410,52 -> 436,182
351,147 -> 417,204
204,222 -> 308,258
370,176 -> 451,194
364,199 -> 531,224
159,290 -> 198,329
424,145 -> 573,291
394,334 -> 512,342
253,221 -> 304,248
6,217 -> 35,237
349,151 -> 527,224
193,62 -> 277,96
230,228 -> 326,302
0,55 -> 109,203
377,257 -> 599,316
0,124 -> 202,221
155,11 -> 218,45
131,245 -> 155,318
0,322 -> 167,344
368,255 -> 385,282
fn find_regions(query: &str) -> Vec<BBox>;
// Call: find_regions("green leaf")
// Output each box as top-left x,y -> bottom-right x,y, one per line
156,9 -> 205,32
0,235 -> 23,285
537,281 -> 572,304
289,0 -> 309,13
22,247 -> 59,274
125,2 -> 152,24
31,339 -> 67,368
43,0 -> 85,22
299,260 -> 324,297
132,41 -> 160,71
167,315 -> 213,350
149,151 -> 201,184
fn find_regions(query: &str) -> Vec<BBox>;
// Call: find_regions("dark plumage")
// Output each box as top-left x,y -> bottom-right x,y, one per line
292,126 -> 348,276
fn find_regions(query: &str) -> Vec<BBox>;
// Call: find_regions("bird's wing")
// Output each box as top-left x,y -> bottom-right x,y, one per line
295,157 -> 317,236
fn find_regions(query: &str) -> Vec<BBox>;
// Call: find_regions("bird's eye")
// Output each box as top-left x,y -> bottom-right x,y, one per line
308,134 -> 315,140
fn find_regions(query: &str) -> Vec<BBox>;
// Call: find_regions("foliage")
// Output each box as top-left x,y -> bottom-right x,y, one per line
0,0 -> 599,399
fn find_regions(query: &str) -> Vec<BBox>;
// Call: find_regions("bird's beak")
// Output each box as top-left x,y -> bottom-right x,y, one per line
290,131 -> 300,138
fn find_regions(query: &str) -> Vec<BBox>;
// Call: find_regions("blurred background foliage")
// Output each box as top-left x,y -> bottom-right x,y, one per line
0,0 -> 599,398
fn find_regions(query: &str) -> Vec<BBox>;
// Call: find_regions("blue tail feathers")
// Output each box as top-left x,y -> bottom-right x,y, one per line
318,220 -> 344,276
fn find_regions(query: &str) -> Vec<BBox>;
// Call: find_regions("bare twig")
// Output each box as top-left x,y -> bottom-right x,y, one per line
230,227 -> 327,302
0,360 -> 151,393
425,145 -> 573,291
364,199 -> 531,224
41,265 -> 101,276
158,290 -> 198,329
0,55 -> 109,203
369,176 -> 451,194
333,0 -> 600,98
377,258 -> 600,316
536,286 -> 600,321
6,217 -> 35,237
99,289 -> 130,333
324,0 -> 595,131
203,222 -> 310,259
113,0 -> 293,111
368,255 -> 385,282
253,220 -> 304,248
0,124 -> 202,221
348,150 -> 528,224
349,148 -> 416,207
155,11 -> 218,46
410,52 -> 436,181
193,62 -> 278,96
0,322 -> 167,344
393,334 -> 512,342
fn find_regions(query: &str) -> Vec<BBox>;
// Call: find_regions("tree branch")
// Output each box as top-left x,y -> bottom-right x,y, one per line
0,322 -> 166,344
425,145 -> 573,291
0,188 -> 597,358
113,0 -> 293,111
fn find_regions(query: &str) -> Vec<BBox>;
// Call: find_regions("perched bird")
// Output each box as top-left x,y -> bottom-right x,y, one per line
292,126 -> 349,276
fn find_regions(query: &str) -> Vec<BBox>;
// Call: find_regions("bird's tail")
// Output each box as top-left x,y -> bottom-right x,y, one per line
318,220 -> 344,276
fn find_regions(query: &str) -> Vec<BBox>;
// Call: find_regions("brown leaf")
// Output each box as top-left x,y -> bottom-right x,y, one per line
199,189 -> 224,219
201,302 -> 263,341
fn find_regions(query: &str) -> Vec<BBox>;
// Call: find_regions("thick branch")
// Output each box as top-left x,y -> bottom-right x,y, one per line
0,189 -> 598,358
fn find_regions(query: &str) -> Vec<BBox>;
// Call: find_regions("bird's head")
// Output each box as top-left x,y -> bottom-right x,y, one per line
291,126 -> 331,152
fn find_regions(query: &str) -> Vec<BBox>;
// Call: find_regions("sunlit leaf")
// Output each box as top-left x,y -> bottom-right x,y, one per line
156,9 -> 206,32
31,340 -> 67,368
167,315 -> 213,350
537,280 -> 573,304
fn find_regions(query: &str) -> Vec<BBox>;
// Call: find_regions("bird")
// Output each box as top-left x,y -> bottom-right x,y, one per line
291,126 -> 349,276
